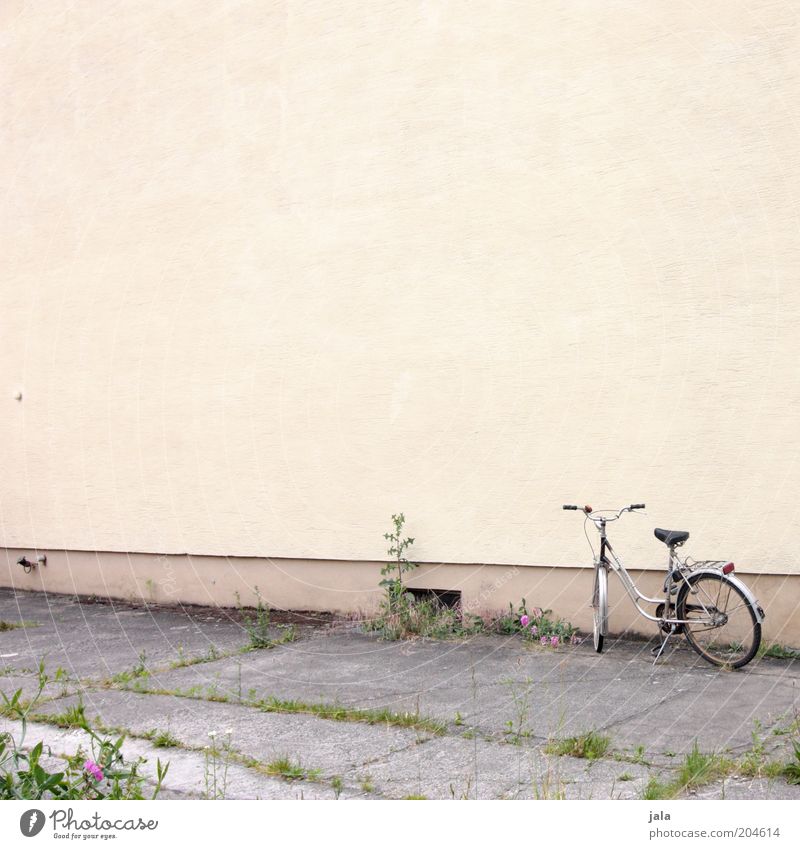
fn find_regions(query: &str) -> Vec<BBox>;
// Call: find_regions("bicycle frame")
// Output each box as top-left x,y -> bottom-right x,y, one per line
596,518 -> 684,624
593,512 -> 764,627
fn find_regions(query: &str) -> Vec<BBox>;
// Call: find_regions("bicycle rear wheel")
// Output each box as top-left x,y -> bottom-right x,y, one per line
592,564 -> 608,653
677,573 -> 760,668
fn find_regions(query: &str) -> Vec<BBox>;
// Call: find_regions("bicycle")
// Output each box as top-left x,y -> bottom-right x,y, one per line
562,503 -> 765,668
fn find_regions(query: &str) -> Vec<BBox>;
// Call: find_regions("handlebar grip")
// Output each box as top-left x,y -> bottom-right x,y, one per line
630,503 -> 646,510
562,504 -> 578,510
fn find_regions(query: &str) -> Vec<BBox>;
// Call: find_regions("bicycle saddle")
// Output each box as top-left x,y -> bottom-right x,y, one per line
654,528 -> 689,547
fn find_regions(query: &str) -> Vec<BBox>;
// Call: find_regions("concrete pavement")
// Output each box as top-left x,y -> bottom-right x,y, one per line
1,588 -> 799,800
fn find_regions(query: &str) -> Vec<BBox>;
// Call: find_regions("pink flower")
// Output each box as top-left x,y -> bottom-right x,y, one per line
532,608 -> 543,619
530,625 -> 538,637
540,636 -> 548,646
84,760 -> 104,782
520,615 -> 529,628
570,634 -> 581,645
550,635 -> 560,647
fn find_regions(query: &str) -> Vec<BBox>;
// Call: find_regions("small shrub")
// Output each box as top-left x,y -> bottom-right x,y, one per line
236,588 -> 273,649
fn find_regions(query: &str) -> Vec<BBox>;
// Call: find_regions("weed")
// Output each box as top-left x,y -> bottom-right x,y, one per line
737,720 -> 780,778
784,741 -> 800,785
331,775 -> 344,798
758,643 -> 800,661
545,731 -> 611,760
236,588 -> 273,649
614,744 -> 651,766
674,743 -> 734,793
360,774 -> 374,793
498,600 -> 579,646
1,663 -> 168,800
618,772 -> 634,781
402,794 -> 427,800
257,696 -> 446,735
109,651 -> 149,685
149,730 -> 182,749
503,677 -> 533,745
265,756 -> 319,781
204,730 -> 233,800
0,621 -> 38,632
454,711 -> 464,726
641,776 -> 672,800
170,645 -> 222,669
379,513 -> 419,607
43,700 -> 89,730
642,743 -> 735,799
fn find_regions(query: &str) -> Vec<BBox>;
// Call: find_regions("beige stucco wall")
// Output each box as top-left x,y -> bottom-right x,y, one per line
2,3 -> 800,607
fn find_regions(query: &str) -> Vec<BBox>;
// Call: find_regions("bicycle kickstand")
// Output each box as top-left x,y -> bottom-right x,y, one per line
651,627 -> 677,666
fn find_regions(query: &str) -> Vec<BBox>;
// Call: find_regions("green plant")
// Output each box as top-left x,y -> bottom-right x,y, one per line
759,643 -> 800,660
364,515 -> 488,640
618,772 -> 634,781
0,620 -> 38,632
380,513 -> 418,608
402,794 -> 427,800
331,774 -> 343,799
109,650 -> 149,685
203,730 -> 233,799
503,600 -> 579,647
545,730 -> 610,760
236,588 -> 273,649
360,774 -> 374,793
149,730 -> 182,749
47,701 -> 89,730
265,755 -> 319,781
0,664 -> 168,800
503,677 -> 533,744
784,741 -> 800,784
674,743 -> 734,793
641,775 -> 672,800
614,744 -> 650,766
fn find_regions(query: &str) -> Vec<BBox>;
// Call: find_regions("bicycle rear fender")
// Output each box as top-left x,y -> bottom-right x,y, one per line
682,568 -> 765,624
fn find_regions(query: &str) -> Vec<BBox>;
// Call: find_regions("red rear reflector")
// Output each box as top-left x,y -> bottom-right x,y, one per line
722,562 -> 735,574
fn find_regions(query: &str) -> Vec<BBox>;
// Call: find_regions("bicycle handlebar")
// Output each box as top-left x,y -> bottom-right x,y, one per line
562,503 -> 645,515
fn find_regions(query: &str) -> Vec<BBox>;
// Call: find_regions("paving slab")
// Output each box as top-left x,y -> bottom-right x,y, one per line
33,689 -> 425,780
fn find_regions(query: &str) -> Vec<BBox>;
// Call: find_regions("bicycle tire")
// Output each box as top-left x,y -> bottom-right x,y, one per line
677,572 -> 761,668
592,564 -> 608,653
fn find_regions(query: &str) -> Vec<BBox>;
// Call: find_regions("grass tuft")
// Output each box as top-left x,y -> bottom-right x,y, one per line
545,730 -> 610,760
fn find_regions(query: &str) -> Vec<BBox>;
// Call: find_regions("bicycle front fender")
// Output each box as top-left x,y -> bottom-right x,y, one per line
684,568 -> 765,624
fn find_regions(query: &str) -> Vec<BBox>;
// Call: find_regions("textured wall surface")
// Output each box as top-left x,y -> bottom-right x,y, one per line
1,1 -> 799,574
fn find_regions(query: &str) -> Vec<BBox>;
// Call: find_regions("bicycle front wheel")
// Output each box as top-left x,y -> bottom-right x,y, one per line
677,573 -> 761,668
592,564 -> 608,653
